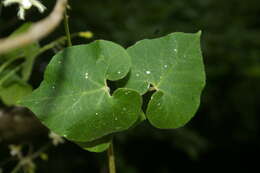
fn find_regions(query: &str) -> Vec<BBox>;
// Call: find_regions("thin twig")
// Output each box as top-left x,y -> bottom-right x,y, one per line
36,32 -> 79,56
0,0 -> 68,55
63,8 -> 72,47
9,142 -> 52,173
0,64 -> 23,86
30,142 -> 52,160
10,162 -> 22,173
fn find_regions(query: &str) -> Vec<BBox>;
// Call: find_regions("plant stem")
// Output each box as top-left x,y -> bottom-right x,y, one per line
0,64 -> 22,86
10,162 -> 22,173
9,142 -> 52,173
36,32 -> 84,57
63,8 -> 72,47
0,57 -> 21,74
107,141 -> 116,173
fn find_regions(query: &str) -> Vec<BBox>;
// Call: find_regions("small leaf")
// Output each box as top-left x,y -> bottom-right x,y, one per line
0,82 -> 32,106
21,42 -> 40,81
75,135 -> 112,152
40,153 -> 48,161
20,40 -> 142,142
124,32 -> 206,128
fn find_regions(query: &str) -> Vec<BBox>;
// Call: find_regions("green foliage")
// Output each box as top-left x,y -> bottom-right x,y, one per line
0,23 -> 40,106
2,23 -> 40,81
76,135 -> 112,152
7,23 -> 40,82
0,82 -> 32,106
20,40 -> 142,142
20,32 -> 205,152
124,32 -> 205,128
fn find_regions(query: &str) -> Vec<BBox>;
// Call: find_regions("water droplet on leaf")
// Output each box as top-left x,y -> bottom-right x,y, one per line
85,72 -> 89,79
125,91 -> 130,95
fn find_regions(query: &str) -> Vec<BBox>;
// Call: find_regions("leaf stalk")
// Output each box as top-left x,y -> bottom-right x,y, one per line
63,8 -> 72,47
107,141 -> 116,173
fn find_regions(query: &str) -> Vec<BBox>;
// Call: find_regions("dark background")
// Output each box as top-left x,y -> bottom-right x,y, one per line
0,0 -> 260,172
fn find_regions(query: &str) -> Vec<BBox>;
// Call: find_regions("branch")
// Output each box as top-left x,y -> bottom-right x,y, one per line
0,0 -> 68,55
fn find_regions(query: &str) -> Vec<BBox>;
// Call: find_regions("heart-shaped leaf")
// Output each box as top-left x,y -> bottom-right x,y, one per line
20,40 -> 142,142
123,32 -> 206,128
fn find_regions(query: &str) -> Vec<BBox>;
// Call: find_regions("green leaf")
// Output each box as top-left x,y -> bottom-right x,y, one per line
0,68 -> 33,106
0,23 -> 40,81
21,42 -> 40,81
0,82 -> 32,106
20,40 -> 142,142
75,135 -> 112,152
14,23 -> 40,81
74,110 -> 145,152
124,32 -> 206,129
11,23 -> 33,36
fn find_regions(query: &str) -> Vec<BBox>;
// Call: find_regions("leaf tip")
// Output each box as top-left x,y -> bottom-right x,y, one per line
16,98 -> 24,107
197,30 -> 202,37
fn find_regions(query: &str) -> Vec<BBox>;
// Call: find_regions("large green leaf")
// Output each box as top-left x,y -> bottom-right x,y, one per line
20,40 -> 142,142
124,32 -> 206,129
74,110 -> 145,152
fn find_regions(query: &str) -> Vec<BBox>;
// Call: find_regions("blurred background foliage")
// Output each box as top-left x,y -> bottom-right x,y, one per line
0,0 -> 259,172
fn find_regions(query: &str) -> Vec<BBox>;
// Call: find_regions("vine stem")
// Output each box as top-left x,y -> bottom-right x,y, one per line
10,162 -> 22,173
63,8 -> 72,47
107,141 -> 116,173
